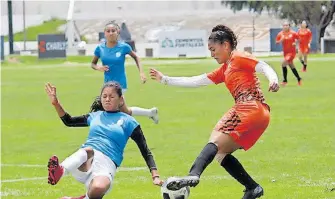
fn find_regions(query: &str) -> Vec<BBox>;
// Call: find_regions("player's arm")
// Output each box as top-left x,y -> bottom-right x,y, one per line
150,68 -> 214,88
130,125 -> 162,184
91,46 -> 109,72
60,113 -> 89,127
128,47 -> 146,83
308,31 -> 312,47
276,33 -> 283,44
129,51 -> 144,75
255,61 -> 279,92
45,83 -> 89,127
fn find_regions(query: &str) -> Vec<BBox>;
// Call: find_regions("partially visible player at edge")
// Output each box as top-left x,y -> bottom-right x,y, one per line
150,24 -> 279,199
297,20 -> 312,72
276,21 -> 302,86
90,21 -> 159,124
45,81 -> 163,199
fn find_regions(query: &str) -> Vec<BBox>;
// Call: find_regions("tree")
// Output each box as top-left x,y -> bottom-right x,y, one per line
222,1 -> 335,44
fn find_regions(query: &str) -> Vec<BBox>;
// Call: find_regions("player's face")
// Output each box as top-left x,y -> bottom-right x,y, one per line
208,41 -> 230,64
104,25 -> 119,42
282,24 -> 290,32
101,87 -> 123,111
301,21 -> 307,28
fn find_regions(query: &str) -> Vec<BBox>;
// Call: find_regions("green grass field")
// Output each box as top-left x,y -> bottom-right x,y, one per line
4,19 -> 66,42
1,55 -> 335,199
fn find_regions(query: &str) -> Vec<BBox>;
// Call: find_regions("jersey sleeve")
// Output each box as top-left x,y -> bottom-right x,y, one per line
87,112 -> 99,126
308,30 -> 312,42
94,45 -> 101,58
207,66 -> 225,84
126,116 -> 140,137
294,32 -> 299,41
276,32 -> 282,43
124,43 -> 132,54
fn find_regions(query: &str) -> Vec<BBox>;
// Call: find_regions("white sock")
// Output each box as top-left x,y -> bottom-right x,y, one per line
60,148 -> 87,174
130,107 -> 154,117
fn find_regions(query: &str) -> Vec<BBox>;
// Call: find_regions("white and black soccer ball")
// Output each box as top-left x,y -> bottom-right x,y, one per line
161,181 -> 190,199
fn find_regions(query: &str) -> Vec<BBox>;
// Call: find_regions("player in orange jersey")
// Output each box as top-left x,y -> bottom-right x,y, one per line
150,24 -> 279,199
276,21 -> 302,86
297,20 -> 312,72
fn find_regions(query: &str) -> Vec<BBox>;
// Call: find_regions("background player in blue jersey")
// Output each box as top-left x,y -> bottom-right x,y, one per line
90,21 -> 159,124
45,81 -> 163,199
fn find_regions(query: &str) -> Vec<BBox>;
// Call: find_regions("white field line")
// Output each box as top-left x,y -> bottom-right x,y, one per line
2,57 -> 335,71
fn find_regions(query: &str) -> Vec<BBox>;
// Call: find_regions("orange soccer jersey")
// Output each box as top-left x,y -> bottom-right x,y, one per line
276,30 -> 298,62
297,28 -> 312,54
207,51 -> 270,150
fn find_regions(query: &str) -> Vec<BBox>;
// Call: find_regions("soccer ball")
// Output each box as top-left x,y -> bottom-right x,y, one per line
161,181 -> 190,199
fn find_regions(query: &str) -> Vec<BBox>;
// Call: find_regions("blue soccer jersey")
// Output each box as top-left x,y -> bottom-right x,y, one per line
94,41 -> 132,89
81,111 -> 139,166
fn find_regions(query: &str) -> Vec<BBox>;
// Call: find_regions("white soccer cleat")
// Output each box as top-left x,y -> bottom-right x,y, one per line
149,107 -> 159,124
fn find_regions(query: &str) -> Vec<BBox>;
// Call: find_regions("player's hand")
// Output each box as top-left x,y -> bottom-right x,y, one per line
152,176 -> 164,186
140,72 -> 147,84
45,83 -> 59,105
150,68 -> 164,82
308,43 -> 311,48
97,65 -> 109,72
269,82 -> 280,92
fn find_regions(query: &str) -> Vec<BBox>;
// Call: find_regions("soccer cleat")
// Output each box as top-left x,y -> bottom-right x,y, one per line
149,107 -> 159,124
47,155 -> 64,185
166,176 -> 200,191
59,195 -> 85,199
281,81 -> 287,87
298,79 -> 302,86
242,185 -> 264,199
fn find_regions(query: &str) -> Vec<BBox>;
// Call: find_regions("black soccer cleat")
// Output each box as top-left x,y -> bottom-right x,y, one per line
166,176 -> 200,191
242,185 -> 264,199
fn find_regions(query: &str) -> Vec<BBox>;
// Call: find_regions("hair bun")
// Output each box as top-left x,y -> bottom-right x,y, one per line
212,25 -> 227,32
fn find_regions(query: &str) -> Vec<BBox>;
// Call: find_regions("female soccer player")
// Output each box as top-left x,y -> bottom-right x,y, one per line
90,21 -> 159,124
45,81 -> 163,199
297,20 -> 312,72
150,24 -> 279,199
276,21 -> 302,86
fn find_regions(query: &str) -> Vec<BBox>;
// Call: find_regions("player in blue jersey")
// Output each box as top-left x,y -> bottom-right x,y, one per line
45,81 -> 163,199
90,21 -> 159,124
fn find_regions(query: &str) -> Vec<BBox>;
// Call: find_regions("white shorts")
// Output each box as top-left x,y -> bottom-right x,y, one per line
71,150 -> 117,194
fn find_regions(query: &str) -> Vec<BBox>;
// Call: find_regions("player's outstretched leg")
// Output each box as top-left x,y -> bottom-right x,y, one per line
288,63 -> 302,86
130,106 -> 159,124
166,142 -> 218,190
281,63 -> 288,86
220,154 -> 263,199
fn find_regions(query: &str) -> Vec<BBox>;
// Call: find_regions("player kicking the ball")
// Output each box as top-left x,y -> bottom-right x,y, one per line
150,24 -> 279,199
45,81 -> 163,199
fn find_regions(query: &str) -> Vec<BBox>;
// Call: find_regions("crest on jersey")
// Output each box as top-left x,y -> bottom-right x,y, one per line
116,119 -> 124,126
116,52 -> 121,57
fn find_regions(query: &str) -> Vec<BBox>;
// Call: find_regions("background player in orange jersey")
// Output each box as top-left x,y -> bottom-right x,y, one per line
297,20 -> 312,72
276,21 -> 302,86
150,24 -> 279,199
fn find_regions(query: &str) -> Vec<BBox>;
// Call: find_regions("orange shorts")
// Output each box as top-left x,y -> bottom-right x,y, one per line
214,101 -> 270,151
299,45 -> 310,54
284,52 -> 296,63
